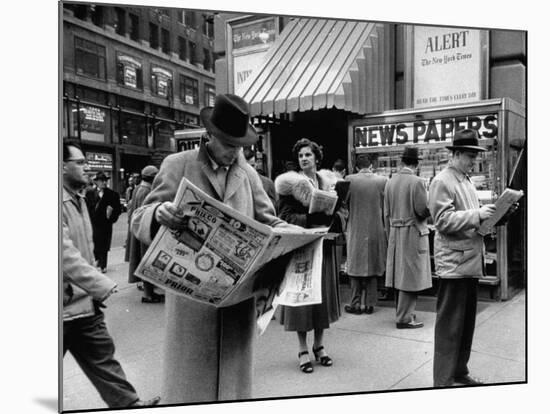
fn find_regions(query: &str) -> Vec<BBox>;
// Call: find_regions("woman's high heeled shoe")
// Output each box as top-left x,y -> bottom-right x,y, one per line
298,351 -> 314,373
312,346 -> 333,366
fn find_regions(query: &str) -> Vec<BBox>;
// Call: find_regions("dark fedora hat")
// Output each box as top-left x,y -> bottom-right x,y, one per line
401,146 -> 423,163
446,128 -> 487,152
200,94 -> 257,146
93,171 -> 109,181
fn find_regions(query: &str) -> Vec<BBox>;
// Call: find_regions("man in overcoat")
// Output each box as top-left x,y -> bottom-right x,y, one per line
127,165 -> 162,303
384,147 -> 431,328
63,140 -> 160,408
344,153 -> 388,315
85,172 -> 122,273
131,94 -> 291,403
429,129 -> 497,387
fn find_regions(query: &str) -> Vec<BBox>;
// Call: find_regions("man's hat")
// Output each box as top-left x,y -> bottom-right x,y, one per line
401,146 -> 423,163
446,128 -> 487,152
200,94 -> 258,146
141,165 -> 159,179
93,172 -> 109,181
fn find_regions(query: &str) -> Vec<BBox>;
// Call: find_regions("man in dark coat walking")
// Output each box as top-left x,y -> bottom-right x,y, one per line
384,147 -> 431,329
86,172 -> 121,273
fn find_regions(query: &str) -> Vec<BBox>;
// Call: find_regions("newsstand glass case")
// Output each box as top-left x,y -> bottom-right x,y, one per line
349,98 -> 525,300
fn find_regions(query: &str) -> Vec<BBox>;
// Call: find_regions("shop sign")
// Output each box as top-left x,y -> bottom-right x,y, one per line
80,106 -> 105,133
413,26 -> 486,108
85,152 -> 112,171
117,53 -> 142,89
354,114 -> 497,148
230,17 -> 277,95
232,19 -> 276,50
152,66 -> 172,98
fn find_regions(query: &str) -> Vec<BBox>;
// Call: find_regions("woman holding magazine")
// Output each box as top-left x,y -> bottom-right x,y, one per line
275,138 -> 347,373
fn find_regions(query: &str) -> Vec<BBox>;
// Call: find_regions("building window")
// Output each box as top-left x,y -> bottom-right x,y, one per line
189,41 -> 197,65
178,36 -> 187,61
203,48 -> 211,71
176,10 -> 184,24
75,37 -> 106,80
149,22 -> 159,49
184,11 -> 196,28
161,28 -> 170,54
151,66 -> 173,99
129,13 -> 139,41
90,5 -> 104,27
73,4 -> 87,20
204,84 -> 216,107
116,53 -> 143,90
180,75 -> 198,106
114,7 -> 126,36
202,16 -> 214,38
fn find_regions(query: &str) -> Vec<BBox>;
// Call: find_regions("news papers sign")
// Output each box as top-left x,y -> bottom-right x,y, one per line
354,114 -> 497,148
413,26 -> 487,108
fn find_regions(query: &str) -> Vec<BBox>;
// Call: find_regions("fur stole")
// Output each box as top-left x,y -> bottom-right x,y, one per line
274,169 -> 338,207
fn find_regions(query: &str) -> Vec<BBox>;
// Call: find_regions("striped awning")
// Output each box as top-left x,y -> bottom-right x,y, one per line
240,18 -> 392,116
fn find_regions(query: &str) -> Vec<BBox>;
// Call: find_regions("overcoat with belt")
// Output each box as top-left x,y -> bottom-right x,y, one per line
384,168 -> 432,291
345,171 -> 388,277
85,186 -> 121,253
132,142 -> 283,404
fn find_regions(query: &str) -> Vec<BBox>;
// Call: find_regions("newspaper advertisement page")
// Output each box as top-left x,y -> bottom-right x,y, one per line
135,178 -> 324,307
308,188 -> 338,215
477,188 -> 524,236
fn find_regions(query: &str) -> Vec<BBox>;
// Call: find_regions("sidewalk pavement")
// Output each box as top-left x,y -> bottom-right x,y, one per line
62,245 -> 526,412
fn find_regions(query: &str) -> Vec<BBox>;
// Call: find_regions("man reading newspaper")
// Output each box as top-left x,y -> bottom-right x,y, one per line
131,94 -> 298,404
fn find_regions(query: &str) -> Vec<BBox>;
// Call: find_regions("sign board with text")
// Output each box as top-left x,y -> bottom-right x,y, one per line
228,17 -> 278,95
353,113 -> 498,148
413,26 -> 488,108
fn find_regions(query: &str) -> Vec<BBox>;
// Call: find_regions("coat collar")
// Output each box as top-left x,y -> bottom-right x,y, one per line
399,167 -> 415,175
447,165 -> 470,182
197,141 -> 247,201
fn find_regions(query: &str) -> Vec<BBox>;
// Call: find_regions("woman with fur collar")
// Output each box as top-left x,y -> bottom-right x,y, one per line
275,138 -> 344,374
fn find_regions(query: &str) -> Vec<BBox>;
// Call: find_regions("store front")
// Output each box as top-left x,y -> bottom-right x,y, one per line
349,98 -> 526,300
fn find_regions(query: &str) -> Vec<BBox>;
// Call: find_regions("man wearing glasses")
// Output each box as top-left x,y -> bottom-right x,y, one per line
62,140 -> 160,408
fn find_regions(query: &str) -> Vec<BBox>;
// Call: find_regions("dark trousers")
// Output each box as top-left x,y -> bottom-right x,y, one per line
349,276 -> 378,309
433,278 -> 479,387
94,248 -> 109,270
63,311 -> 139,408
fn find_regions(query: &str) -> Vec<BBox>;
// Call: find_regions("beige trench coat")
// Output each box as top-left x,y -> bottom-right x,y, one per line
384,169 -> 432,291
428,165 -> 485,279
132,142 -> 283,404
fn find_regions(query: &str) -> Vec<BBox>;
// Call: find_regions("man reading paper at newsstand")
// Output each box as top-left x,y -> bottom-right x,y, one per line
131,94 -> 296,404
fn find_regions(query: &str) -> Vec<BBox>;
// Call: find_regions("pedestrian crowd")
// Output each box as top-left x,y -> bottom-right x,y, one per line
62,93 -> 519,408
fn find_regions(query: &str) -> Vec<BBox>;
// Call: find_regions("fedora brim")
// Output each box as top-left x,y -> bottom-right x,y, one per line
200,107 -> 258,146
446,145 -> 487,152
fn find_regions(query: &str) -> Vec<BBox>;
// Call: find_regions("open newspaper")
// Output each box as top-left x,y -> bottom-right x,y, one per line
477,188 -> 524,236
134,178 -> 327,308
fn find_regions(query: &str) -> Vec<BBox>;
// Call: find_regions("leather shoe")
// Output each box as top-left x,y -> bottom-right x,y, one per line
344,304 -> 362,314
129,396 -> 161,407
364,306 -> 374,314
454,375 -> 483,386
396,315 -> 424,329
